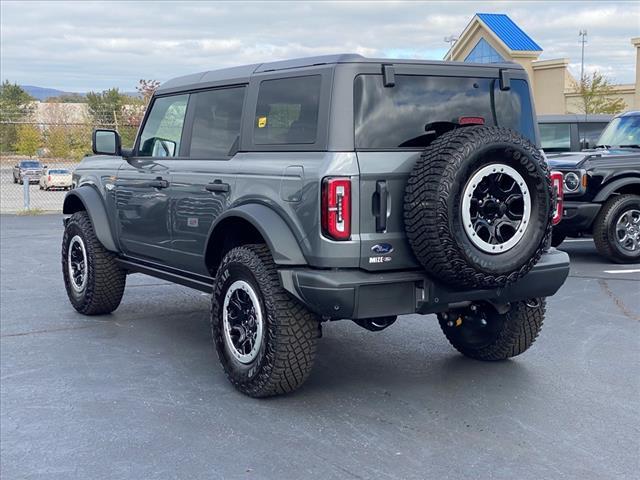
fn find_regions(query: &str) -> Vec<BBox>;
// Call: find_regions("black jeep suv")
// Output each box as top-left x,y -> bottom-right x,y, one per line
62,54 -> 569,397
548,111 -> 640,263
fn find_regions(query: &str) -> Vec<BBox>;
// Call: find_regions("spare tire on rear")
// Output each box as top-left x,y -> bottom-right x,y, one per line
404,126 -> 552,289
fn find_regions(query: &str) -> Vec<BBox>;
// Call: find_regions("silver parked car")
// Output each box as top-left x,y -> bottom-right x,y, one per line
39,168 -> 73,191
12,160 -> 44,184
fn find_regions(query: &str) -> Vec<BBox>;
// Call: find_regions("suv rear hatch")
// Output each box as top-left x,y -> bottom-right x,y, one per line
354,70 -> 538,271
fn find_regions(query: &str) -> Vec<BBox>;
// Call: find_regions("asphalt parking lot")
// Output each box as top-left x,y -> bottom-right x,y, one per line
1,214 -> 638,480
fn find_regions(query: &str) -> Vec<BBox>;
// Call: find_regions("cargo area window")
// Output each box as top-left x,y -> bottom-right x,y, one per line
254,75 -> 321,145
189,87 -> 245,158
354,74 -> 536,149
138,95 -> 188,157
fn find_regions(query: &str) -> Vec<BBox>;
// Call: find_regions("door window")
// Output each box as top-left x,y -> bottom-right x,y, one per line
138,95 -> 189,157
189,87 -> 245,158
254,75 -> 321,145
578,122 -> 608,150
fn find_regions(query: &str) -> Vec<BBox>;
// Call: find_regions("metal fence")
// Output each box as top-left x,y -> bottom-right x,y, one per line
1,107 -> 143,213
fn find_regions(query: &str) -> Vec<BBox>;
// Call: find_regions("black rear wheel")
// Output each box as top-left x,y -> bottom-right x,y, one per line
437,299 -> 545,361
211,244 -> 320,397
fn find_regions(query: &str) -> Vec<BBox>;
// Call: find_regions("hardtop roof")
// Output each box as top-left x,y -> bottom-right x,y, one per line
157,53 -> 523,94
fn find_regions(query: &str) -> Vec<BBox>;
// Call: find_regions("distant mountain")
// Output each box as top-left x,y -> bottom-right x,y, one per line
21,85 -> 142,101
22,85 -> 74,101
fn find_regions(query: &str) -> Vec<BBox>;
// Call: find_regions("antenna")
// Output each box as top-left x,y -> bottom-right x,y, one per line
579,30 -> 588,82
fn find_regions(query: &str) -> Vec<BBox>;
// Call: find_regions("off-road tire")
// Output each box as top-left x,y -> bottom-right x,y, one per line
593,194 -> 640,263
438,299 -> 545,361
211,244 -> 320,397
62,211 -> 126,315
551,230 -> 566,248
404,126 -> 552,289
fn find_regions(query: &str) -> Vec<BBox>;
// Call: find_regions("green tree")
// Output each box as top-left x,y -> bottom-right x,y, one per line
0,81 -> 35,152
136,79 -> 161,106
15,124 -> 42,156
573,71 -> 626,115
86,88 -> 125,128
46,126 -> 69,158
85,88 -> 141,148
46,93 -> 87,103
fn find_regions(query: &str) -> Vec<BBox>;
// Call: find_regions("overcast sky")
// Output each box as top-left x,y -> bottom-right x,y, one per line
1,1 -> 638,92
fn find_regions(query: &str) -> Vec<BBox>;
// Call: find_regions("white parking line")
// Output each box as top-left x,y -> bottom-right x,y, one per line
603,269 -> 640,274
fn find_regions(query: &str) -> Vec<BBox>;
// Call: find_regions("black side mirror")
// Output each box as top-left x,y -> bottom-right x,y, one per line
92,129 -> 122,156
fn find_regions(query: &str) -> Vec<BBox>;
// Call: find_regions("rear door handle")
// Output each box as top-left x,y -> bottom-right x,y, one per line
374,180 -> 388,232
205,181 -> 230,193
148,177 -> 169,189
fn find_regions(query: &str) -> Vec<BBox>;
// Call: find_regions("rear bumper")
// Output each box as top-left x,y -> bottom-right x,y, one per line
555,201 -> 601,233
279,249 -> 570,320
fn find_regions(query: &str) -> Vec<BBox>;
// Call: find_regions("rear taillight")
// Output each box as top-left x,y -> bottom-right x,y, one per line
321,177 -> 351,240
48,175 -> 51,181
550,171 -> 563,225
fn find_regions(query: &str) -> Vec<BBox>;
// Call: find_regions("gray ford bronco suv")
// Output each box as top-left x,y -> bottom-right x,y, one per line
62,54 -> 569,397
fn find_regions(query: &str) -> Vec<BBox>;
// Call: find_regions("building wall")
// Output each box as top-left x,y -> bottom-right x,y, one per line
531,59 -> 570,115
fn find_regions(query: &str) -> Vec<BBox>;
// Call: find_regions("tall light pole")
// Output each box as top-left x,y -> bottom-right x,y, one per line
579,30 -> 588,82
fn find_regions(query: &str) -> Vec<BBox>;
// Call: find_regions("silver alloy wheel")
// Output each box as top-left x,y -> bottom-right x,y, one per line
461,163 -> 531,254
67,235 -> 88,292
222,280 -> 264,364
615,208 -> 640,252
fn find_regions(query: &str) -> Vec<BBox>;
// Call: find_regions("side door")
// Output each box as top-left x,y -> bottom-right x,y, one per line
115,94 -> 188,264
169,86 -> 246,275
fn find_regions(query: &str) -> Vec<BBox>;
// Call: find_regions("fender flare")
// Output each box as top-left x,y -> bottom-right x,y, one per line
63,185 -> 118,252
593,178 -> 640,202
208,204 -> 307,266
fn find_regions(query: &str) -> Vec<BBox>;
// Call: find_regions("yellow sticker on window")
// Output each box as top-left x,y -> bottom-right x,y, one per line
257,116 -> 267,128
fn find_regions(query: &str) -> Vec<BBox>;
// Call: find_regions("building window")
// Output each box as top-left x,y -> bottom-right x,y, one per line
465,38 -> 505,64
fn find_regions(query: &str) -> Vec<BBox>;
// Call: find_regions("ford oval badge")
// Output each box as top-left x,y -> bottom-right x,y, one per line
371,243 -> 393,254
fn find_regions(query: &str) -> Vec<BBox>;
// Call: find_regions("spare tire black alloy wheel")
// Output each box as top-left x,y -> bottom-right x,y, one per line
462,163 -> 530,253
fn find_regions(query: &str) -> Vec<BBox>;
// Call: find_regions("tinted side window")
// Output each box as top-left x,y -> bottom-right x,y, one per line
254,76 -> 321,145
189,87 -> 245,158
539,123 -> 571,152
138,95 -> 188,157
578,122 -> 608,149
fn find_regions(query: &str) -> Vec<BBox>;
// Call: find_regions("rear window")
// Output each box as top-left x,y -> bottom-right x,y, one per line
254,75 -> 321,145
49,169 -> 69,174
539,123 -> 571,152
354,74 -> 536,149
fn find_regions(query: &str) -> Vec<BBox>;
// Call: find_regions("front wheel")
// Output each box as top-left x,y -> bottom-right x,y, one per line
211,244 -> 320,397
593,195 -> 640,263
437,299 -> 545,361
62,211 -> 126,315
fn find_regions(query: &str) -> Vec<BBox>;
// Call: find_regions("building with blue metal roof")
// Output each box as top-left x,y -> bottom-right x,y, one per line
444,13 -> 638,115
